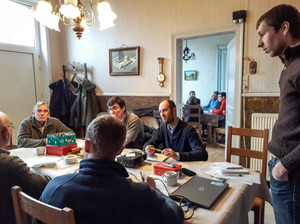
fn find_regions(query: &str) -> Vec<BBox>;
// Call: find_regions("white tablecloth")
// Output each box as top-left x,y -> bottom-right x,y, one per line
10,148 -> 272,224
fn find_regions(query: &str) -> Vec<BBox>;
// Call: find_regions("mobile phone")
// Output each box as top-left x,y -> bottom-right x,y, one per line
182,168 -> 196,176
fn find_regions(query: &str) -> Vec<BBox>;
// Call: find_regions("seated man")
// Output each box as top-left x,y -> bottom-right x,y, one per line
211,92 -> 226,127
17,101 -> 72,148
185,95 -> 202,122
144,100 -> 208,161
107,96 -> 144,149
186,90 -> 200,105
0,111 -> 51,223
202,91 -> 220,111
40,115 -> 184,224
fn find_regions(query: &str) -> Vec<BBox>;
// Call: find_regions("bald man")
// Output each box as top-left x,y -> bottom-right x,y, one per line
0,111 -> 51,223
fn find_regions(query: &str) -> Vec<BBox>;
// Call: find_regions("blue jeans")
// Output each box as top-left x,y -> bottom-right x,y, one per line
268,158 -> 300,224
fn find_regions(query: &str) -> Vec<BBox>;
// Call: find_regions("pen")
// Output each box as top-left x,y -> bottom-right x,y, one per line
140,171 -> 143,181
150,147 -> 162,153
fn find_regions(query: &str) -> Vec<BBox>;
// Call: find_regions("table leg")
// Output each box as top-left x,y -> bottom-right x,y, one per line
207,125 -> 212,144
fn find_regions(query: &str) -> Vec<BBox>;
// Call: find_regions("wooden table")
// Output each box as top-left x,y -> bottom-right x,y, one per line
201,112 -> 224,144
10,148 -> 271,224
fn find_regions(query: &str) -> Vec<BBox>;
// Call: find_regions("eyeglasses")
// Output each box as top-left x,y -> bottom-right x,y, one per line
107,106 -> 120,112
36,109 -> 49,114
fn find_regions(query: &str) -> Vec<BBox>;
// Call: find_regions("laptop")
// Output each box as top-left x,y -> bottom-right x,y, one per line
170,176 -> 228,209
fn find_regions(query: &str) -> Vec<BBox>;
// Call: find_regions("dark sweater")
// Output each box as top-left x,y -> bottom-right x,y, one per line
143,119 -> 208,161
267,44 -> 300,179
40,159 -> 184,224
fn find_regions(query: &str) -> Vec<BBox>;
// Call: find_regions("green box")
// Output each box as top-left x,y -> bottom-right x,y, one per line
47,132 -> 76,146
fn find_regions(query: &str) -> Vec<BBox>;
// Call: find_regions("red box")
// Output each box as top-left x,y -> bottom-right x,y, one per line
46,143 -> 78,156
153,161 -> 182,176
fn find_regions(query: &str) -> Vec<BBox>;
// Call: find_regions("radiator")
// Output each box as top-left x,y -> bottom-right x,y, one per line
250,113 -> 278,180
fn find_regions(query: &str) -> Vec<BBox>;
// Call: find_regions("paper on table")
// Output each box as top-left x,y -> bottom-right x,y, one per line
146,153 -> 168,162
221,168 -> 249,174
32,162 -> 56,169
205,166 -> 261,185
212,162 -> 243,169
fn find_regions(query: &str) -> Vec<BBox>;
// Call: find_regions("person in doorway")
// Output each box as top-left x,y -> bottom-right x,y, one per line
17,101 -> 72,148
144,100 -> 208,161
40,115 -> 184,224
185,90 -> 200,105
0,111 -> 51,223
107,96 -> 144,149
211,92 -> 226,127
202,91 -> 220,111
256,4 -> 300,224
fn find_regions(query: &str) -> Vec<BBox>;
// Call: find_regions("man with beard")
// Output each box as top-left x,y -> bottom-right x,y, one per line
144,100 -> 208,161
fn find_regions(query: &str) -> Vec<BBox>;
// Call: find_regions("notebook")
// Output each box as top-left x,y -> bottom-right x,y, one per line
170,176 -> 228,209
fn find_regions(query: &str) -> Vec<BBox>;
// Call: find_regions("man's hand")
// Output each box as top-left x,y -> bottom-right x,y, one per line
272,161 -> 289,181
162,148 -> 178,160
141,173 -> 156,189
145,145 -> 155,156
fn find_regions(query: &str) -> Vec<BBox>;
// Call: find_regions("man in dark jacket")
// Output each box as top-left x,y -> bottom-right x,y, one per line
0,111 -> 51,223
40,115 -> 184,224
144,100 -> 208,161
17,101 -> 72,148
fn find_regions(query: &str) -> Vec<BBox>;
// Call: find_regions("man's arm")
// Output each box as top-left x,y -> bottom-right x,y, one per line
278,144 -> 300,180
125,115 -> 143,145
180,127 -> 208,161
17,119 -> 45,148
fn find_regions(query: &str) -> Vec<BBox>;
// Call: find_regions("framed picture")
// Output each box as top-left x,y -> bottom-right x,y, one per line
184,70 -> 197,80
109,46 -> 140,76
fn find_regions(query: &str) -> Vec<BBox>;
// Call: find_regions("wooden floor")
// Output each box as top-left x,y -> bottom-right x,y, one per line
206,144 -> 225,162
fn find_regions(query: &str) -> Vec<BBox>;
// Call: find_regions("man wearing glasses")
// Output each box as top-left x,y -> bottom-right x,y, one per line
107,96 -> 144,149
17,101 -> 72,148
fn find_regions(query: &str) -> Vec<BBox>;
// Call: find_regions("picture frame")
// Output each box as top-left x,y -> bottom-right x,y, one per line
184,70 -> 197,80
109,46 -> 140,76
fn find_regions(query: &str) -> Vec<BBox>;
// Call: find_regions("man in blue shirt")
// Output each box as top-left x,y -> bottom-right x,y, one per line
202,91 -> 220,111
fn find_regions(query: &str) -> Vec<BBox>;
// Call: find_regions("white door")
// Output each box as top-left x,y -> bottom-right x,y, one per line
0,50 -> 37,145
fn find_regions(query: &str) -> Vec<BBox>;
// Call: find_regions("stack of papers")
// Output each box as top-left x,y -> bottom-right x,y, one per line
212,162 -> 249,174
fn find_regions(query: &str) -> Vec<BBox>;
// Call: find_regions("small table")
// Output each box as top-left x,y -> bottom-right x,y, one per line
10,148 -> 271,224
201,112 -> 224,144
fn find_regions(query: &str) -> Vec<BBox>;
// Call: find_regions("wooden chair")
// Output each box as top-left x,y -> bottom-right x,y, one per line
226,126 -> 269,224
11,186 -> 75,224
213,127 -> 226,147
183,104 -> 202,137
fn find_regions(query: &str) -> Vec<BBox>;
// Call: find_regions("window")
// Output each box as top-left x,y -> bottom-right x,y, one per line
0,0 -> 36,47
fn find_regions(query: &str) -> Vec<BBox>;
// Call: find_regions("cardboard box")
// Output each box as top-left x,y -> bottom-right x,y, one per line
47,132 -> 76,146
153,161 -> 182,176
46,143 -> 78,156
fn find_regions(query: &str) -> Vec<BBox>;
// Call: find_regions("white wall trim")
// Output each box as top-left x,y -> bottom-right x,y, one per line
242,92 -> 280,97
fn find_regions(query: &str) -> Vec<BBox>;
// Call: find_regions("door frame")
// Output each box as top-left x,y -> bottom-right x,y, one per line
171,24 -> 244,130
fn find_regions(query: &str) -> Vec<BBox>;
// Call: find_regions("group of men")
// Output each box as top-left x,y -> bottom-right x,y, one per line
0,4 -> 299,224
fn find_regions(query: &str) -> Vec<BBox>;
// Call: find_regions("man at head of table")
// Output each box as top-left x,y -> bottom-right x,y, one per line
0,111 -> 51,223
40,115 -> 184,224
17,101 -> 72,148
144,99 -> 208,161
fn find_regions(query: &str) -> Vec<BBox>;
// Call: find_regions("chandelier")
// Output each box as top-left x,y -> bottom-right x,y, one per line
34,0 -> 117,39
182,39 -> 195,63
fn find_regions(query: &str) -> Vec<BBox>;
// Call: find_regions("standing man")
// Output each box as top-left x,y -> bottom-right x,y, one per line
17,101 -> 72,148
40,115 -> 184,224
107,96 -> 144,149
144,100 -> 208,161
0,111 -> 51,223
257,4 -> 300,224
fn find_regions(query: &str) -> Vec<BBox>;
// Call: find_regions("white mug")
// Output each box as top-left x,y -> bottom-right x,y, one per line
162,171 -> 179,186
36,146 -> 46,155
63,155 -> 78,164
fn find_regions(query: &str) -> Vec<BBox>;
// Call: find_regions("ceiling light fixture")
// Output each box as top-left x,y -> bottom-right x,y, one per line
182,39 -> 195,63
34,0 -> 117,39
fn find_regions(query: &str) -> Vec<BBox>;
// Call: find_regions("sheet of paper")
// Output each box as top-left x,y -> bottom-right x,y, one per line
212,161 -> 243,169
146,153 -> 168,162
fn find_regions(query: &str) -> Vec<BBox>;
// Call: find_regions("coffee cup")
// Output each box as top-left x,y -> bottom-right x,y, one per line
63,155 -> 78,164
162,171 -> 179,186
36,146 -> 46,155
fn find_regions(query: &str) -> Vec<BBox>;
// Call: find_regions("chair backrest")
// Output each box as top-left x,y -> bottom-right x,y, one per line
226,126 -> 269,178
183,104 -> 201,130
11,186 -> 75,224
